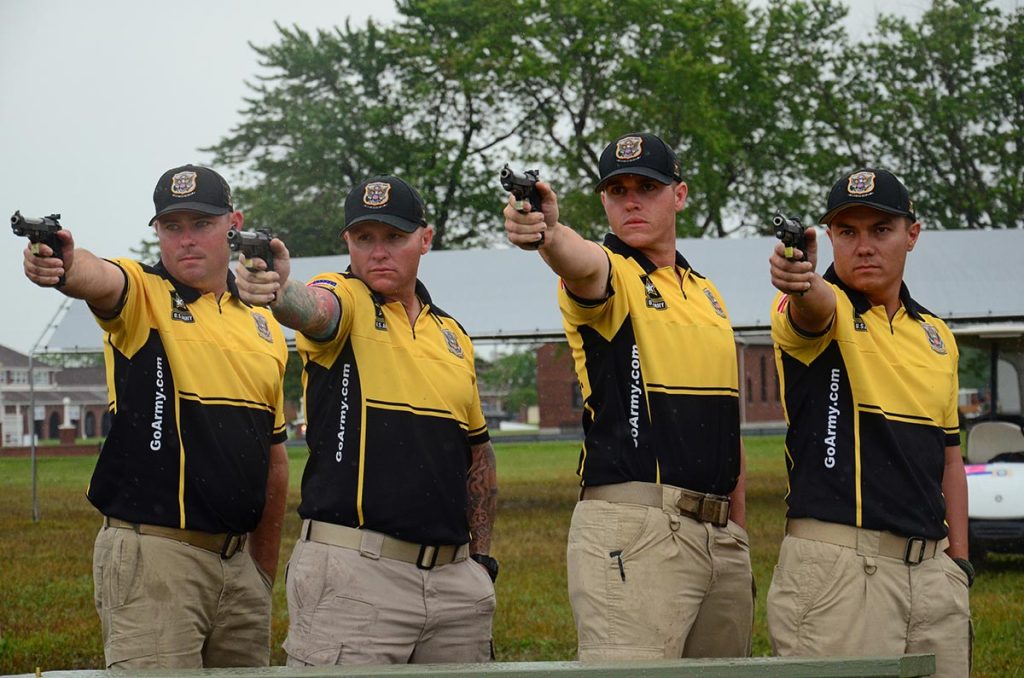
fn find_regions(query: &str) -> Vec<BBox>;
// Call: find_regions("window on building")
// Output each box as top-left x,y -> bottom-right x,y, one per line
760,356 -> 768,402
746,377 -> 753,403
48,411 -> 60,439
85,411 -> 97,438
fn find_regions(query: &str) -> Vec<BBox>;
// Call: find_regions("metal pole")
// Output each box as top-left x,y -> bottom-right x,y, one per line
26,295 -> 72,523
29,350 -> 39,522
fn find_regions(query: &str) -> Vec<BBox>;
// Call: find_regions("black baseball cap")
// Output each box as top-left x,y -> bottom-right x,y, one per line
820,168 -> 916,224
343,175 -> 427,233
595,132 -> 683,192
150,164 -> 233,225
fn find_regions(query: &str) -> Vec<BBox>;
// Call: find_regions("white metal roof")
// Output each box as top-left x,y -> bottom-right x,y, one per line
40,228 -> 1024,353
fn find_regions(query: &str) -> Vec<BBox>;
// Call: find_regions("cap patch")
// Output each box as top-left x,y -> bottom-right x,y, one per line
363,181 -> 392,207
846,171 -> 876,196
170,171 -> 198,197
615,136 -> 643,161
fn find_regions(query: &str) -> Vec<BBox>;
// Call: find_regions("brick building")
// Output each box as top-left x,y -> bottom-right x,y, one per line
0,345 -> 108,446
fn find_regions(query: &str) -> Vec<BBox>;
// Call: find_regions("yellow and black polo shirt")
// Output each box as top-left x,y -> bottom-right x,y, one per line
772,265 -> 960,539
296,271 -> 489,546
88,259 -> 288,534
560,234 -> 741,493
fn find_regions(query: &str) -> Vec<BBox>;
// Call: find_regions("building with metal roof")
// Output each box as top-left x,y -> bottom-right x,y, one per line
38,229 -> 1024,353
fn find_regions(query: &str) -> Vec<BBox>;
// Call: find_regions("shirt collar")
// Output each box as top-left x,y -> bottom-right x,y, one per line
603,233 -> 700,277
822,264 -> 923,320
153,260 -> 240,304
343,266 -> 434,309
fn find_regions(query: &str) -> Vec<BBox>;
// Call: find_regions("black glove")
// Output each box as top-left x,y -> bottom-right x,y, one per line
471,553 -> 499,582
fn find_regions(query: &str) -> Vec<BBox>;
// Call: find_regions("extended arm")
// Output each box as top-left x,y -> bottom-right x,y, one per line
504,182 -> 609,300
235,238 -> 341,338
22,229 -> 126,314
769,227 -> 835,335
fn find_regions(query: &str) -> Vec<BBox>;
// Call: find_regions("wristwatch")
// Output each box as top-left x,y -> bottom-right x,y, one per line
470,553 -> 499,582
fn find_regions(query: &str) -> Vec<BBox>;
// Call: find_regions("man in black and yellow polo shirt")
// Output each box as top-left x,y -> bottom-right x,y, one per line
21,164 -> 289,669
767,168 -> 970,676
234,175 -> 498,666
503,132 -> 751,660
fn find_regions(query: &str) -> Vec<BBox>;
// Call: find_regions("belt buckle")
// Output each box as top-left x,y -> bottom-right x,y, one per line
903,536 -> 926,565
221,533 -> 245,560
697,495 -> 730,528
417,544 -> 439,570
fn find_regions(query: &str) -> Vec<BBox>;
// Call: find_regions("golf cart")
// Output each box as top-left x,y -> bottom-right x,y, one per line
953,323 -> 1024,560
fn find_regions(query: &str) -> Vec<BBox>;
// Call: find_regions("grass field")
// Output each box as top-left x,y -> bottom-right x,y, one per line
1,437 -> 1023,675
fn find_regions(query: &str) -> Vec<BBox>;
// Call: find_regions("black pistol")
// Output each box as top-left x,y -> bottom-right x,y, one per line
11,210 -> 65,287
227,228 -> 275,271
772,212 -> 806,262
500,164 -> 544,249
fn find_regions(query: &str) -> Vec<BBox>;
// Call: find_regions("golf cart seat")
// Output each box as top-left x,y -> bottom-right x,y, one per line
966,420 -> 1024,465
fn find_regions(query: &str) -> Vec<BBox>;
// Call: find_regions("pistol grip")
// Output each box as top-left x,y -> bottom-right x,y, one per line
31,236 -> 65,288
528,193 -> 543,214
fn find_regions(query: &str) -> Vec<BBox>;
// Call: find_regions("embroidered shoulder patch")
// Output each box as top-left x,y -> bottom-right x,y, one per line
921,322 -> 947,354
640,274 -> 666,310
703,288 -> 726,318
442,328 -> 464,358
252,312 -> 273,343
170,291 -> 194,323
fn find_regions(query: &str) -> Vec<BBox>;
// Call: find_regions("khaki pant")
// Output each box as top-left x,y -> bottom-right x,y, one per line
767,532 -> 972,677
92,523 -> 272,669
283,535 -> 495,665
566,498 -> 753,660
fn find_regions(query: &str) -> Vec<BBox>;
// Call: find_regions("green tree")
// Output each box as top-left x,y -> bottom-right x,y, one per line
202,0 -> 1020,252
839,0 -> 1023,228
208,9 -> 524,254
479,349 -> 538,415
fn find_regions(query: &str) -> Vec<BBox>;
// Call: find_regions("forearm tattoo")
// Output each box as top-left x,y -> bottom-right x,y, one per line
271,280 -> 340,338
467,441 -> 498,554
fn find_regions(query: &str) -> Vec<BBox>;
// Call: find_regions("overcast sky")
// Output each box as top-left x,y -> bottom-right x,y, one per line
1,0 -> 1020,354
